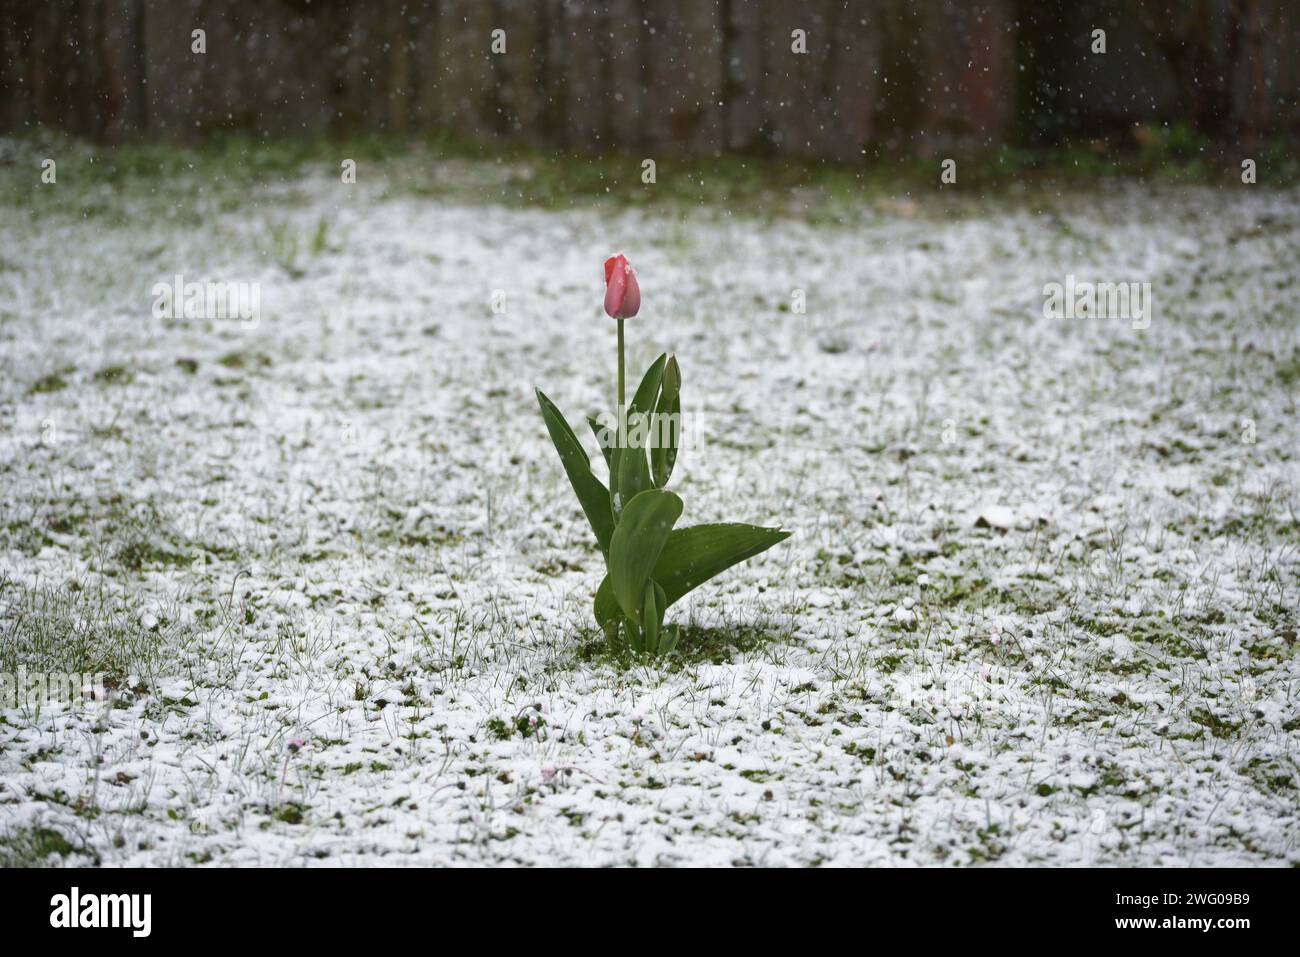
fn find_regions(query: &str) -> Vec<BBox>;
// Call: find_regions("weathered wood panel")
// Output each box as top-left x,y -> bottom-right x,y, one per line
140,0 -> 205,136
825,1 -> 882,163
495,0 -> 547,143
409,0 -> 440,131
436,0 -> 495,138
96,0 -> 147,141
764,0 -> 830,157
561,0 -> 607,150
603,0 -> 644,151
722,0 -> 765,152
917,0 -> 1014,155
0,0 -> 1291,156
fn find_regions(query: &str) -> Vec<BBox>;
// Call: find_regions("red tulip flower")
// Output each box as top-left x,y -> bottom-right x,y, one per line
604,253 -> 640,320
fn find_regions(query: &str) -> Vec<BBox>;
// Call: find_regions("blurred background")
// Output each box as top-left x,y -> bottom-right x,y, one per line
1,0 -> 1296,163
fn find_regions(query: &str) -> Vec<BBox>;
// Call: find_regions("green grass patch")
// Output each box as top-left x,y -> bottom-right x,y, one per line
0,577 -> 173,683
573,618 -> 796,670
4,130 -> 1292,230
0,826 -> 80,866
29,372 -> 68,394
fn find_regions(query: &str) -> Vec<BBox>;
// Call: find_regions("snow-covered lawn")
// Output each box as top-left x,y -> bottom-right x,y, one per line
2,150 -> 1298,865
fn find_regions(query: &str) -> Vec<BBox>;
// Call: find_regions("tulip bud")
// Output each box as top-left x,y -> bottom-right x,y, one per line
603,253 -> 641,319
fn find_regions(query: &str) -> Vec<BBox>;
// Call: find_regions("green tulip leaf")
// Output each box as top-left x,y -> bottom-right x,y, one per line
651,355 -> 681,488
611,354 -> 667,517
608,488 -> 682,621
536,388 -> 615,554
658,623 -> 680,656
612,413 -> 653,512
642,579 -> 661,654
595,522 -> 791,627
587,414 -> 614,473
624,616 -> 644,653
631,353 -> 667,412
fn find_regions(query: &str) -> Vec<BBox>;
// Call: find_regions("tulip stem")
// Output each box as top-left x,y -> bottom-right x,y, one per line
616,318 -> 626,434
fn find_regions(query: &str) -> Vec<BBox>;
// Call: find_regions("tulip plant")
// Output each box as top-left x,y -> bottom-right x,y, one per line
535,253 -> 790,658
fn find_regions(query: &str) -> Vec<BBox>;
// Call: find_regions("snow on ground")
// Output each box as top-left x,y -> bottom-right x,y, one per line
1,153 -> 1298,865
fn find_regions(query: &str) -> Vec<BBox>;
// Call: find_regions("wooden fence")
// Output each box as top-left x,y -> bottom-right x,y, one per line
0,0 -> 1295,156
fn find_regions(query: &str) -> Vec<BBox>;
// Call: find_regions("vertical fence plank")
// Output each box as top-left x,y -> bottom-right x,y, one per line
538,0 -> 567,147
0,2 -> 33,132
561,0 -> 608,151
962,0 -> 1013,143
641,0 -> 724,155
918,0 -> 1013,154
1280,0 -> 1300,134
604,0 -> 644,151
361,0 -> 393,132
826,0 -> 881,162
336,3 -> 378,134
378,0 -> 407,134
437,0 -> 495,139
271,3 -> 335,137
199,0 -> 241,133
28,0 -> 62,129
679,0 -> 724,154
139,0 -> 207,137
410,0 -> 440,132
763,0 -> 836,157
495,0 -> 546,143
70,0 -> 95,136
100,0 -> 147,141
1236,0 -> 1267,143
723,0 -> 766,152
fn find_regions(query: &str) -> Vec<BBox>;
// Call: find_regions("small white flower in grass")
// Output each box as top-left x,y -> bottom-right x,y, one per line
540,766 -> 557,784
140,612 -> 158,630
989,621 -> 1002,646
917,573 -> 930,587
